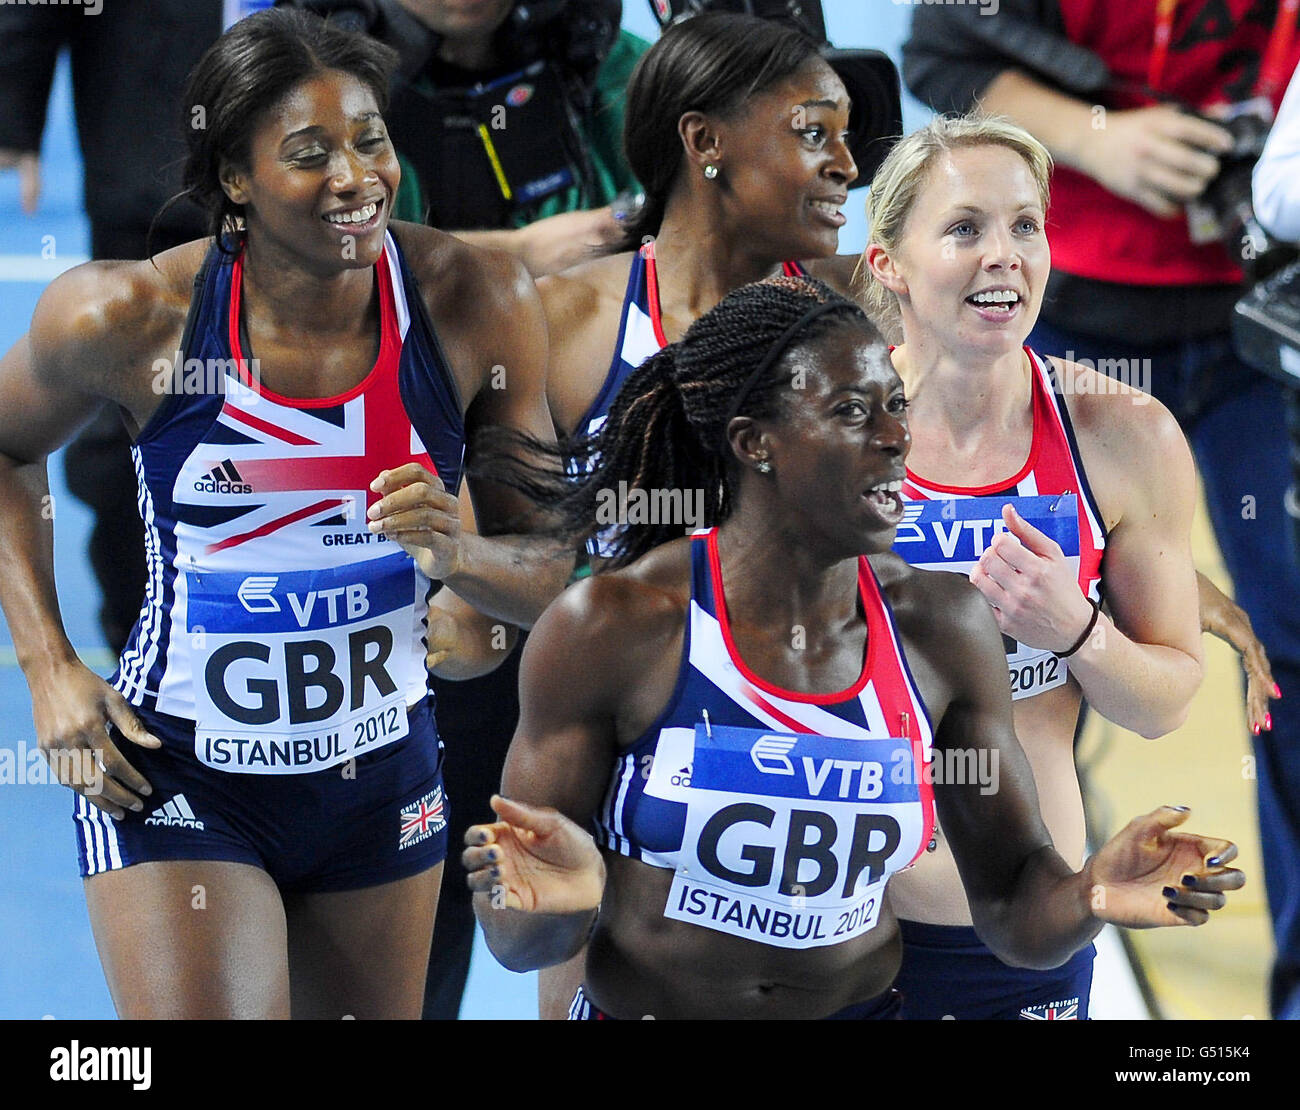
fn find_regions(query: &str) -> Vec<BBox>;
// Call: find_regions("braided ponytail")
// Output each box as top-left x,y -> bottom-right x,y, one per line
469,276 -> 882,567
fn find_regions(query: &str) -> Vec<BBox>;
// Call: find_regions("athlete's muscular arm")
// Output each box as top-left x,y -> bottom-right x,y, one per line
389,224 -> 574,626
905,569 -> 1243,968
0,262 -> 180,815
466,570 -> 682,971
466,577 -> 627,970
970,374 -> 1203,737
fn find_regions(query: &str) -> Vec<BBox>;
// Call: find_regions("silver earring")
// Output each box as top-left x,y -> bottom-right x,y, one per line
704,163 -> 719,180
756,459 -> 773,475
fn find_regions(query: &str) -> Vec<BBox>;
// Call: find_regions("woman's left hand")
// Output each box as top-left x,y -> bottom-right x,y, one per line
367,463 -> 462,580
969,503 -> 1096,652
1087,806 -> 1246,928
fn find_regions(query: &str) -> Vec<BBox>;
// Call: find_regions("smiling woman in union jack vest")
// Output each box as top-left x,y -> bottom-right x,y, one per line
0,7 -> 570,1019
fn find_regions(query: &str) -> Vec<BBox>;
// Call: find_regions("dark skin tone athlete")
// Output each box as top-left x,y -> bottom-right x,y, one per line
463,325 -> 1246,1019
0,69 -> 566,1018
541,56 -> 861,439
457,57 -> 866,1012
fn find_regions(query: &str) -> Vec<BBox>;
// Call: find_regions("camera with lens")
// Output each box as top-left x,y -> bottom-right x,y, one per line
1187,98 -> 1297,283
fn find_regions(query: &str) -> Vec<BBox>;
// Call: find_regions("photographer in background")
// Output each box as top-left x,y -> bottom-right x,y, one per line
284,0 -> 648,276
905,0 -> 1300,1020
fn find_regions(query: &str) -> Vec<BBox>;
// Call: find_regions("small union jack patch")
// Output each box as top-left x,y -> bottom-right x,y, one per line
1019,999 -> 1079,1020
399,786 -> 447,850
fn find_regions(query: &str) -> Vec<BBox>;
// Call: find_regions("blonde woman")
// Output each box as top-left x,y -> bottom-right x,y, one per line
862,115 -> 1212,1019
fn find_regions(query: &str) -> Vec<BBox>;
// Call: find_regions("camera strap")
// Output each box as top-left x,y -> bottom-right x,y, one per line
1148,0 -> 1300,100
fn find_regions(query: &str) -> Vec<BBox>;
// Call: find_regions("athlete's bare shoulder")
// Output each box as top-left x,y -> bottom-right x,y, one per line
537,250 -> 637,435
389,219 -> 546,405
522,537 -> 693,733
537,250 -> 636,310
869,551 -> 998,711
29,239 -> 207,414
1042,353 -> 1194,530
871,551 -> 982,633
561,538 -> 693,651
391,219 -> 532,324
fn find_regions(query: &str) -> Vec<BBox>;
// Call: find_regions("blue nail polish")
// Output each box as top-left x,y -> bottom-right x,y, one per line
1182,874 -> 1197,886
1162,886 -> 1176,898
1166,901 -> 1179,913
1206,855 -> 1224,867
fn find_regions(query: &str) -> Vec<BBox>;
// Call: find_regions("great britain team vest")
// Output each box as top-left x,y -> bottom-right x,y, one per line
595,529 -> 935,949
574,244 -> 807,555
895,349 -> 1106,701
112,231 -> 465,773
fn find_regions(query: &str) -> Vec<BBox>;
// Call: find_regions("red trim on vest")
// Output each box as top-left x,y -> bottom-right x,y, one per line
706,529 -> 875,705
228,249 -> 402,409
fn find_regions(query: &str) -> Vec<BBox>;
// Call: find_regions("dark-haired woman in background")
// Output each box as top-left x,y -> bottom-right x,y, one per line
0,8 -> 568,1018
461,275 -> 1245,1020
542,12 -> 861,447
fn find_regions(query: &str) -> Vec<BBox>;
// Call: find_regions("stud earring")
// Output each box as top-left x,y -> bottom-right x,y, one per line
704,164 -> 719,180
756,459 -> 773,475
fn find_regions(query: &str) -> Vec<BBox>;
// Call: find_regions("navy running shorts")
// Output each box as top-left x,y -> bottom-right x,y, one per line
893,919 -> 1094,1020
72,695 -> 447,893
567,984 -> 903,1020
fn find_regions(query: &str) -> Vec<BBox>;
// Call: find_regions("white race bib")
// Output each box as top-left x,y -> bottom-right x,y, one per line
894,493 -> 1081,700
650,723 -> 926,949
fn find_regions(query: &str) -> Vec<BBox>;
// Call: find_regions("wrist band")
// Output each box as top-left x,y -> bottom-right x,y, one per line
1057,599 -> 1101,658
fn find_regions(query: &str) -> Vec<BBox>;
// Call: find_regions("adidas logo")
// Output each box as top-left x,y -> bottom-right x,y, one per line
194,459 -> 252,495
144,793 -> 205,830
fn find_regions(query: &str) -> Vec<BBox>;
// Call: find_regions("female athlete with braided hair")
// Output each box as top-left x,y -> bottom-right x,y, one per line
428,11 -> 865,1016
461,275 -> 1244,1021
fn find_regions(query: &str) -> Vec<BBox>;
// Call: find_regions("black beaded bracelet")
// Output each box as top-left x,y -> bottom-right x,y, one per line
1057,599 -> 1101,659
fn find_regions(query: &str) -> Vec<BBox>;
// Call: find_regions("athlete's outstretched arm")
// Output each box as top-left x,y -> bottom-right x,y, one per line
464,578 -> 620,970
452,206 -> 623,278
0,264 -> 171,817
969,380 -> 1203,737
1196,569 -> 1278,736
913,573 -> 1243,969
466,572 -> 675,971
